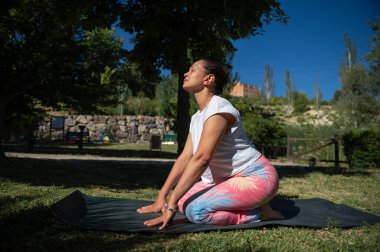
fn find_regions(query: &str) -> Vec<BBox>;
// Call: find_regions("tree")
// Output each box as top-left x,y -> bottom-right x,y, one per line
284,69 -> 295,114
155,75 -> 178,117
313,81 -> 323,124
262,64 -> 275,103
335,33 -> 379,129
71,28 -> 126,113
313,81 -> 323,110
118,0 -> 287,153
293,91 -> 310,113
343,32 -> 357,68
109,61 -> 157,116
366,18 -> 380,104
0,0 -> 123,154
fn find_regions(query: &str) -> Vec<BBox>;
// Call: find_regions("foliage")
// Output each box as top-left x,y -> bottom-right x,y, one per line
366,19 -> 380,74
116,62 -> 157,99
285,124 -> 345,163
312,82 -> 323,110
342,32 -> 357,68
0,0 -> 122,150
285,124 -> 342,138
229,96 -> 266,116
342,128 -> 380,170
102,61 -> 160,116
0,0 -> 121,106
335,65 -> 379,128
365,18 -> 380,111
226,96 -> 286,157
270,96 -> 285,105
334,33 -> 380,129
124,97 -> 158,116
4,98 -> 46,141
72,28 -> 126,113
293,91 -> 310,113
242,114 -> 287,157
154,75 -> 178,117
284,69 -> 295,113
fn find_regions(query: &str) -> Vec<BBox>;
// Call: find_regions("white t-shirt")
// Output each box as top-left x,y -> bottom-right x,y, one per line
189,95 -> 261,184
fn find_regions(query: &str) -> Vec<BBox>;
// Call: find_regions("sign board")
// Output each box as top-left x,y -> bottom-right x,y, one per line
51,116 -> 65,129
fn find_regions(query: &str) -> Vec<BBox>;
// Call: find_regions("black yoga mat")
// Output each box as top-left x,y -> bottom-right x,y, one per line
51,190 -> 380,234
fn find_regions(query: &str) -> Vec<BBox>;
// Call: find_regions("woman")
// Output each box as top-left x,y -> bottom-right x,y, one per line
137,59 -> 283,229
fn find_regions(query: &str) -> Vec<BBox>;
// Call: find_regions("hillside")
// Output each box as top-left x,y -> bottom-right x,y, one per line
262,105 -> 336,126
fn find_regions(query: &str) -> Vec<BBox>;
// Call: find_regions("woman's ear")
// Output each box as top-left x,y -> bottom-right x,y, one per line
203,74 -> 215,86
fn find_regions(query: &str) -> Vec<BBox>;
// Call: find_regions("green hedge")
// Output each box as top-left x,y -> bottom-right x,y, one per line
242,114 -> 287,158
342,129 -> 380,170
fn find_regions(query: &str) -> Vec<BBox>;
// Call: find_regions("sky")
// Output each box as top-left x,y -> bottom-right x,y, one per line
231,0 -> 379,101
116,0 -> 379,101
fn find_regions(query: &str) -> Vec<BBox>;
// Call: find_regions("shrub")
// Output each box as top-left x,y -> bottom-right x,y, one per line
342,129 -> 380,170
293,92 -> 310,113
242,114 -> 287,158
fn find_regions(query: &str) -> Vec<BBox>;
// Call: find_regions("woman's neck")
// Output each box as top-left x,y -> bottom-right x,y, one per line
194,91 -> 214,111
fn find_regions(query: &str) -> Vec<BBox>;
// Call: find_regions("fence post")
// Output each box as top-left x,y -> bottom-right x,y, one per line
333,134 -> 339,168
78,125 -> 86,151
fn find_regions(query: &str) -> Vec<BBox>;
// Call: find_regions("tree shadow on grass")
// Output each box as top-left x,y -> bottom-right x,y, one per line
0,157 -> 172,189
275,164 -> 371,178
0,206 -> 173,251
3,142 -> 178,159
0,157 -> 372,190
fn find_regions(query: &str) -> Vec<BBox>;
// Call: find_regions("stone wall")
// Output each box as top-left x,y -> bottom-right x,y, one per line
36,115 -> 176,143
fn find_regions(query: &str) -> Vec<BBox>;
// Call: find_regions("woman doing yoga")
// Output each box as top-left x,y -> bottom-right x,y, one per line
137,59 -> 284,229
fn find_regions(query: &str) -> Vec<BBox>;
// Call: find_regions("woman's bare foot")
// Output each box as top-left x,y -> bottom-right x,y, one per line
260,203 -> 285,221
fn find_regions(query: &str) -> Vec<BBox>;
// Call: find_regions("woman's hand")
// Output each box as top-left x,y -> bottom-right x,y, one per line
137,197 -> 166,214
143,206 -> 176,230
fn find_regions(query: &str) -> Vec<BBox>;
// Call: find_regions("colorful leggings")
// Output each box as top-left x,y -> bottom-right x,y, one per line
177,155 -> 279,225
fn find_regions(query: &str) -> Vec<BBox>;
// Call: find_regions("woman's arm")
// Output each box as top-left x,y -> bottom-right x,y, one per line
143,113 -> 233,229
167,113 -> 234,208
137,133 -> 193,214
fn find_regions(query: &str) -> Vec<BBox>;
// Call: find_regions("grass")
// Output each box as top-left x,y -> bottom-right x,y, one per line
1,143 -> 380,251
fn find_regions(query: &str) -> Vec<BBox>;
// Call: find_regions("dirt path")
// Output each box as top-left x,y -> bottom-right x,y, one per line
4,152 -> 302,166
5,152 -> 176,165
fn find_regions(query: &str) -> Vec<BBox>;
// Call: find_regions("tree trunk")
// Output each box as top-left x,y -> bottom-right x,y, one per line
0,96 -> 10,157
174,14 -> 192,155
176,48 -> 190,155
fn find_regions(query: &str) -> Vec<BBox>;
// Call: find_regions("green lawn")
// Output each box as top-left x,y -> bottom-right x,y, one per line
1,144 -> 379,251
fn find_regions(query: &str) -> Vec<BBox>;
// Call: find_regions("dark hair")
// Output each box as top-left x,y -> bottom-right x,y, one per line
201,59 -> 228,95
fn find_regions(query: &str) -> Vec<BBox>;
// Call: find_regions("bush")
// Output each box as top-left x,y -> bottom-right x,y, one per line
293,92 -> 310,113
242,114 -> 287,158
342,129 -> 380,170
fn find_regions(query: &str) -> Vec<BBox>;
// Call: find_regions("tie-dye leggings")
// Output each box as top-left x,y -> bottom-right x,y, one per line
177,155 -> 279,225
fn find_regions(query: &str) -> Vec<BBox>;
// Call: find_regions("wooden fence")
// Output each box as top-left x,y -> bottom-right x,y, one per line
286,135 -> 343,167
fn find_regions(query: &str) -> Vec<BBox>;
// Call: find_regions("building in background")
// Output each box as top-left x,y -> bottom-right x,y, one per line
230,81 -> 260,97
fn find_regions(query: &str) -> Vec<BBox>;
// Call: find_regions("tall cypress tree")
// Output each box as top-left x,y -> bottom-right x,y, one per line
262,64 -> 275,103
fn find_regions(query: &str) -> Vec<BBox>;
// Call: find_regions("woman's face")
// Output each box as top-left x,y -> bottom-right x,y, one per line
183,60 -> 208,93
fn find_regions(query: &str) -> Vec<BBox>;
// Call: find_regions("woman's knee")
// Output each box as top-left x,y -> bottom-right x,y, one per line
185,203 -> 212,224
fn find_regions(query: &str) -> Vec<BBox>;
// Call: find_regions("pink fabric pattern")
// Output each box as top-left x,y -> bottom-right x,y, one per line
177,155 -> 279,225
